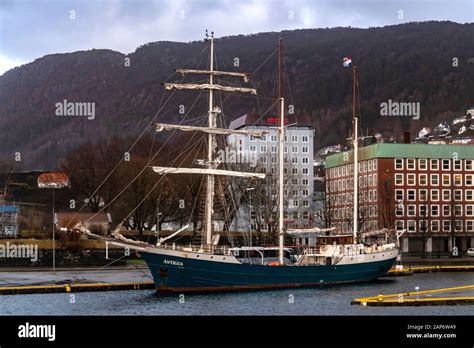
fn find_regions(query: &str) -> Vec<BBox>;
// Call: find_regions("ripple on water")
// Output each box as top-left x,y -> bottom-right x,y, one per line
0,272 -> 473,315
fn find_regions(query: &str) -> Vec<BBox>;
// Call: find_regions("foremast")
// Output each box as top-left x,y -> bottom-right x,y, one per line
205,34 -> 216,245
155,31 -> 262,247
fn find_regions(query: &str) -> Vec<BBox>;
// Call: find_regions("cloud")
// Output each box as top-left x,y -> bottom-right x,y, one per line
0,0 -> 472,75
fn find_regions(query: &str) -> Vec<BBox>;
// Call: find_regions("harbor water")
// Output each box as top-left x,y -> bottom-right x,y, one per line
0,272 -> 472,315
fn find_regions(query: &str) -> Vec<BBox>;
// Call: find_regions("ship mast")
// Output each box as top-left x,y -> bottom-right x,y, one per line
278,38 -> 285,265
352,65 -> 358,243
204,33 -> 216,245
155,31 -> 263,247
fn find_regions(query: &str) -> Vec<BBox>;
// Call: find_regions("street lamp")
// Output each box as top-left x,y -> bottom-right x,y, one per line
246,187 -> 255,247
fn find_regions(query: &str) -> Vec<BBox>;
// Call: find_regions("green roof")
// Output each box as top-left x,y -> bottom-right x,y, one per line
324,143 -> 474,169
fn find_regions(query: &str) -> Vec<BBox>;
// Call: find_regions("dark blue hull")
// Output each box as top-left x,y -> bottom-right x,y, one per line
140,250 -> 397,293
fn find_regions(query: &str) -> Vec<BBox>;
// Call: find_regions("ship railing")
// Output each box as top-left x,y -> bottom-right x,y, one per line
159,243 -> 233,255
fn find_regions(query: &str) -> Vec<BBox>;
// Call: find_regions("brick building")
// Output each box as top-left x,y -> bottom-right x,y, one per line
325,143 -> 474,254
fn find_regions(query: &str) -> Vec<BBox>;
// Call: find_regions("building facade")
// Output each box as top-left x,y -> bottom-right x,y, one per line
325,143 -> 474,254
227,114 -> 315,231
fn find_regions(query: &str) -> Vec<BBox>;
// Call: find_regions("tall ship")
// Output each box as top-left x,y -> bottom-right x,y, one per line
65,32 -> 399,292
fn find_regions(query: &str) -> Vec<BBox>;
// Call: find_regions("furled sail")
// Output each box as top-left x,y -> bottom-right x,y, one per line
175,68 -> 251,82
152,167 -> 265,179
164,83 -> 257,95
286,227 -> 336,234
155,123 -> 267,137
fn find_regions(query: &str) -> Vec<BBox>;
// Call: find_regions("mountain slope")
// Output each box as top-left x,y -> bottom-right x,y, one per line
1,21 -> 473,169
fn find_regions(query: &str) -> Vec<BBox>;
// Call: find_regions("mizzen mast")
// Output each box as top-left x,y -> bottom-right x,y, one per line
277,38 -> 285,265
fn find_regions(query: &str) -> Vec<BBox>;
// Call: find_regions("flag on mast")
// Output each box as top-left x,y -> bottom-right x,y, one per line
343,57 -> 352,67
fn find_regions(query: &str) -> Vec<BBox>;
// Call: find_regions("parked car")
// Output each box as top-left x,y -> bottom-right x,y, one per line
467,248 -> 474,257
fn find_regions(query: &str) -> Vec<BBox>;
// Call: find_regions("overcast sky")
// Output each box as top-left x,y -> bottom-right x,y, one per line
0,0 -> 473,75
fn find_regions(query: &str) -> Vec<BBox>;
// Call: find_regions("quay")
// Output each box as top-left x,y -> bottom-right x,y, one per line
352,284 -> 474,306
387,264 -> 474,276
0,281 -> 155,295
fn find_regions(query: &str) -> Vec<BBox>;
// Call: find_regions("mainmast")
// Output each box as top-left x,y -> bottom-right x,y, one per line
204,34 -> 216,245
352,65 -> 358,243
278,38 -> 285,265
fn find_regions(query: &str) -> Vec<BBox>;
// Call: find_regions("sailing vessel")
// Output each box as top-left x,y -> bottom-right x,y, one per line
66,33 -> 398,292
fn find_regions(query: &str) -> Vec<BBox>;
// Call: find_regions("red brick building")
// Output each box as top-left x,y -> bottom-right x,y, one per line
325,143 -> 474,254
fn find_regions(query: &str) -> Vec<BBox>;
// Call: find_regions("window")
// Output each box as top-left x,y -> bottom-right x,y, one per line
407,220 -> 416,232
250,145 -> 256,152
430,189 -> 439,201
466,205 -> 474,217
419,204 -> 428,217
430,159 -> 439,170
431,220 -> 440,232
407,174 -> 416,186
442,174 -> 451,186
454,159 -> 462,171
466,174 -> 474,186
302,168 -> 309,175
271,146 -> 277,153
373,160 -> 378,171
442,189 -> 451,201
431,205 -> 439,217
454,190 -> 462,201
407,159 -> 416,170
407,205 -> 416,217
302,211 -> 309,220
466,190 -> 474,201
292,212 -> 298,219
291,157 -> 298,164
442,205 -> 451,217
292,168 -> 298,175
419,174 -> 428,186
442,159 -> 450,171
250,136 -> 256,142
454,220 -> 463,232
395,174 -> 404,185
419,220 -> 428,233
260,135 -> 267,142
302,135 -> 309,143
302,157 -> 309,164
260,145 -> 267,153
407,190 -> 416,201
466,220 -> 474,232
395,158 -> 403,170
395,204 -> 404,217
284,147 -> 288,153
431,174 -> 439,186
302,179 -> 309,186
443,220 -> 451,232
291,146 -> 298,153
303,200 -> 309,207
395,220 -> 404,232
454,174 -> 462,186
395,189 -> 404,201
292,200 -> 299,208
271,135 -> 277,142
291,135 -> 298,142
302,190 -> 309,196
302,146 -> 309,154
454,205 -> 462,217
466,160 -> 474,171
261,157 -> 267,164
418,159 -> 427,170
419,189 -> 428,201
